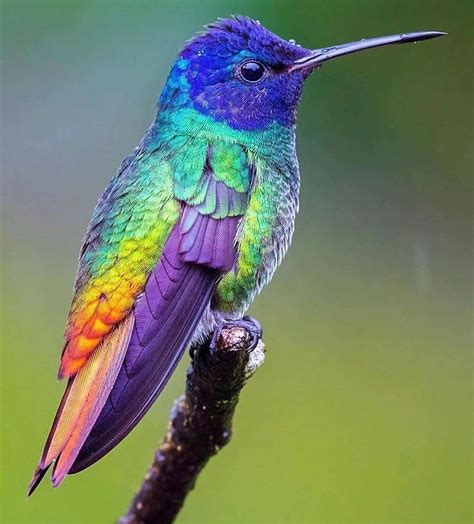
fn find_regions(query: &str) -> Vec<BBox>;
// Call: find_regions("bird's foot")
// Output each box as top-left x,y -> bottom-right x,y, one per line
212,315 -> 262,354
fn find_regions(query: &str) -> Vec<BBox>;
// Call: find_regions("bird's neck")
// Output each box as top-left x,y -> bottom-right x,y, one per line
148,105 -> 297,166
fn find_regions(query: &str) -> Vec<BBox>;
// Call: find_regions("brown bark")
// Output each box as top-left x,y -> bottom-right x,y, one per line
117,317 -> 265,524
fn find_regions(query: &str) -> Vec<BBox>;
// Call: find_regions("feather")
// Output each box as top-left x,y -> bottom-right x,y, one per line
27,315 -> 133,495
70,225 -> 220,472
29,140 -> 253,490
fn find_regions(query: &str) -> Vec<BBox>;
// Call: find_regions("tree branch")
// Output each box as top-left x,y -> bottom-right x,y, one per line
117,317 -> 265,524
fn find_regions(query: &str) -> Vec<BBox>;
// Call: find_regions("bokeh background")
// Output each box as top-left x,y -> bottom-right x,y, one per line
1,1 -> 472,523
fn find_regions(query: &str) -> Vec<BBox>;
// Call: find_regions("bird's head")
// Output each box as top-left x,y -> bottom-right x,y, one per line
159,16 -> 309,131
159,16 -> 445,132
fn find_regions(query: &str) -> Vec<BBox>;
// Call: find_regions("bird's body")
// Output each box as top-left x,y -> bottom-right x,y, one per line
29,16 -> 444,493
61,114 -> 299,377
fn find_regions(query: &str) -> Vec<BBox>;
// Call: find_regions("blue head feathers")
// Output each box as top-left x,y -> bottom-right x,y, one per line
159,16 -> 312,131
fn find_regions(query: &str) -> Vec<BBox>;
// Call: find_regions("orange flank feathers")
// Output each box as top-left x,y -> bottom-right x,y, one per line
58,292 -> 135,378
28,314 -> 134,495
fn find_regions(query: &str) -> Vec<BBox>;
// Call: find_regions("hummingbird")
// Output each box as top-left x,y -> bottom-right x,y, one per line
28,16 -> 444,494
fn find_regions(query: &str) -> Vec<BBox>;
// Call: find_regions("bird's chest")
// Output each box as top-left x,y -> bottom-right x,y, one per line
213,159 -> 300,315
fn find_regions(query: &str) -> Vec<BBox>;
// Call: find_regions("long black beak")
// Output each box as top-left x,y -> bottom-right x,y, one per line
290,31 -> 446,71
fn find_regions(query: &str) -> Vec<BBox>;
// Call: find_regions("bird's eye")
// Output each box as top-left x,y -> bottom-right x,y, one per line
238,61 -> 266,83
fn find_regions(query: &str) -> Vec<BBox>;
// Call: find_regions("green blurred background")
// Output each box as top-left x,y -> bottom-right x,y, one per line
1,1 -> 472,523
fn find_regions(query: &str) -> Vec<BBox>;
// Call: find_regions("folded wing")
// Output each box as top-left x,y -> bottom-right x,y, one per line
29,141 -> 253,492
70,217 -> 236,472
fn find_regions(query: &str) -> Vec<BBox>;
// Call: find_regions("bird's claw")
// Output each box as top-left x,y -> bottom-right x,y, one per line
212,315 -> 262,353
